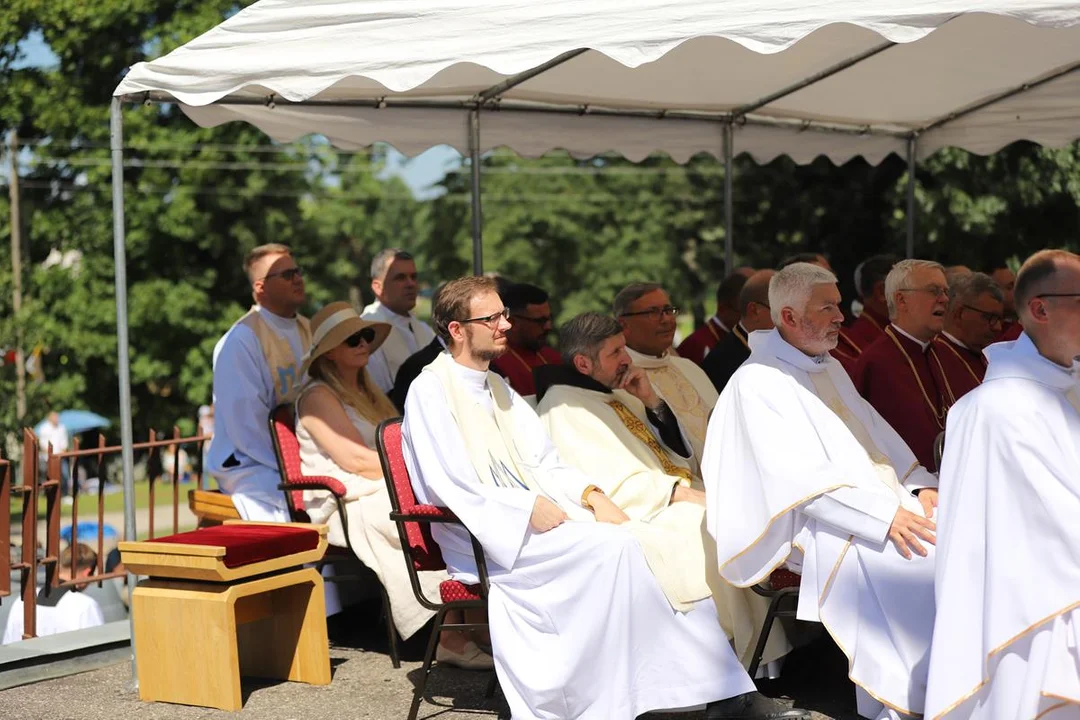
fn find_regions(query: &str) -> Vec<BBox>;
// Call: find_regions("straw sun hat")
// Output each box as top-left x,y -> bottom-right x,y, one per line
300,301 -> 391,377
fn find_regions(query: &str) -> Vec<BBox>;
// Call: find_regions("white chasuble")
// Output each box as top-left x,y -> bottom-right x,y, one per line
402,353 -> 756,720
926,333 -> 1080,720
704,329 -> 937,720
361,300 -> 435,392
537,381 -> 790,668
627,348 -> 718,480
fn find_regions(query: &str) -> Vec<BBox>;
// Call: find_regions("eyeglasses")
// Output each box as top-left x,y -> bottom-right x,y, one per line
961,305 -> 1003,326
1034,293 -> 1080,300
344,328 -> 377,347
458,308 -> 510,326
619,305 -> 680,319
899,286 -> 948,298
511,314 -> 553,325
261,267 -> 303,282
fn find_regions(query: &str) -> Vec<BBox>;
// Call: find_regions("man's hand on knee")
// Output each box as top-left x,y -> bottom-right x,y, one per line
530,496 -> 568,533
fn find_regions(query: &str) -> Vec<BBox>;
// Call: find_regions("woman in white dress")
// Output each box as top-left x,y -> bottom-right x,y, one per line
296,301 -> 492,669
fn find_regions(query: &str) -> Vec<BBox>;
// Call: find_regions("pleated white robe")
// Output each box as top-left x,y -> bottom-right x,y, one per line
704,329 -> 937,720
926,333 -> 1080,720
403,360 -> 756,720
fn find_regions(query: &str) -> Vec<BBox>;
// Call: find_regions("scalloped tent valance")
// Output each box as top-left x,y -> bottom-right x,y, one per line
114,0 -> 1080,164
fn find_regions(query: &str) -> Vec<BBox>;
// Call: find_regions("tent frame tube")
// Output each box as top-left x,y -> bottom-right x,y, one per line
906,136 -> 917,258
474,49 -> 589,104
468,107 -> 484,274
109,96 -> 139,689
723,123 -> 734,273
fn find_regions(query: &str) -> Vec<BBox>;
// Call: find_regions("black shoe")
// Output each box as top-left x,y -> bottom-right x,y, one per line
706,692 -> 812,720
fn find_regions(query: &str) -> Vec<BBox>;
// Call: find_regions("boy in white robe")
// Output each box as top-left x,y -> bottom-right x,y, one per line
208,244 -> 310,522
926,249 -> 1080,720
536,311 -> 790,670
403,276 -> 809,720
704,263 -> 939,720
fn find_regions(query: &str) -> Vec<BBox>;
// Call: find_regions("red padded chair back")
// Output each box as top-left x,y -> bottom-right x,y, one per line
268,403 -> 310,521
376,418 -> 446,572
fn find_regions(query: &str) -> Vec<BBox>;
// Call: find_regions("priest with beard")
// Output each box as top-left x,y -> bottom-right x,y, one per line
616,282 -> 719,477
931,271 -> 1005,401
927,249 -> 1080,720
853,260 -> 955,471
535,312 -> 790,671
704,262 -> 939,720
702,270 -> 776,393
403,276 -> 808,720
489,282 -> 561,399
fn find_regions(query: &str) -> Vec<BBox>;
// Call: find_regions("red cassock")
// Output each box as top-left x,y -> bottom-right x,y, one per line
932,335 -> 987,402
830,308 -> 888,378
997,321 -> 1023,342
853,327 -> 959,471
676,317 -> 727,366
830,329 -> 862,376
490,345 -> 563,397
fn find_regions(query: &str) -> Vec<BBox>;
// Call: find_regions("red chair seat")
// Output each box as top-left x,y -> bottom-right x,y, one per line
150,525 -> 320,568
439,580 -> 483,603
770,568 -> 802,590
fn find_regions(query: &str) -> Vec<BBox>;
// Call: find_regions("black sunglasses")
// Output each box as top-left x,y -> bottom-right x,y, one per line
344,327 -> 377,347
261,267 -> 303,282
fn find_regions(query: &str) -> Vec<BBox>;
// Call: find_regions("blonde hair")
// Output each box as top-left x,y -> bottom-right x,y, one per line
307,356 -> 398,426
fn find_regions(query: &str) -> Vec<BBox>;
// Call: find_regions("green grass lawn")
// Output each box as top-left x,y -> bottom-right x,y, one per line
9,479 -> 189,523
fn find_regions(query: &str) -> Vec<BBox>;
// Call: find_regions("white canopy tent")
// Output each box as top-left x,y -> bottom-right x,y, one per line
105,3 -> 1080,667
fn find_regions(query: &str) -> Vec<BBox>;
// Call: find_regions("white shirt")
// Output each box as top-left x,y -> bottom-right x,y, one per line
37,420 -> 69,457
361,301 -> 436,392
3,590 -> 105,644
207,306 -> 305,510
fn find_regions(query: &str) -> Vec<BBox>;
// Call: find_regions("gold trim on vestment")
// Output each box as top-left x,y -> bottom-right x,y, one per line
901,461 -> 919,483
934,337 -> 984,386
606,399 -> 692,483
717,483 -> 856,586
1034,702 -> 1070,720
930,599 -> 1080,720
884,326 -> 951,429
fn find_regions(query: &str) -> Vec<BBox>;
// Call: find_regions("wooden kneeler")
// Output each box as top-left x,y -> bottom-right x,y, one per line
119,521 -> 332,711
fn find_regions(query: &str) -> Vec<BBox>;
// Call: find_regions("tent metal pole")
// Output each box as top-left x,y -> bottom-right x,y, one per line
724,123 -> 734,273
109,97 -> 139,688
906,137 -> 916,259
468,107 -> 483,275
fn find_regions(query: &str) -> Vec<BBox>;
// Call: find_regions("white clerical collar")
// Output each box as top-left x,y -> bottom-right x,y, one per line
736,322 -> 748,335
626,346 -> 672,367
447,353 -> 490,390
890,323 -> 930,351
711,315 -> 730,334
751,328 -> 832,373
941,331 -> 969,350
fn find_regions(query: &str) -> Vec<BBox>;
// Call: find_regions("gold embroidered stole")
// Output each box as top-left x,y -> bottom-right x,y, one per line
645,364 -> 710,459
808,371 -> 902,494
240,308 -> 312,402
607,399 -> 693,483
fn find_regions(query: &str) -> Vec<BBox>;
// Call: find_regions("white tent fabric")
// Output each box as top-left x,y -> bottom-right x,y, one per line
115,0 -> 1080,164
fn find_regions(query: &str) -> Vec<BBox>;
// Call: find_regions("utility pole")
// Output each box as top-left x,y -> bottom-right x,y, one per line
9,131 -> 26,422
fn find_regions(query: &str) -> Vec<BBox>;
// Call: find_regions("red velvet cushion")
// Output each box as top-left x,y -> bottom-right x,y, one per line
150,525 -> 320,568
379,420 -> 446,572
770,568 -> 802,590
439,580 -> 482,603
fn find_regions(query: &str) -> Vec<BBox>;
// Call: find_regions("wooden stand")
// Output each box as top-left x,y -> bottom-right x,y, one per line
121,522 -> 331,711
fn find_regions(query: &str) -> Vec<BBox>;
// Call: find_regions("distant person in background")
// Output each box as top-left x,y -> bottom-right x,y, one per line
490,283 -> 561,398
677,268 -> 754,365
3,544 -> 105,644
702,270 -> 775,393
362,249 -> 436,393
779,252 -> 832,271
208,243 -> 310,522
838,254 -> 897,376
932,272 -> 1005,400
161,443 -> 193,484
390,283 -> 448,412
991,264 -> 1021,341
37,411 -> 71,496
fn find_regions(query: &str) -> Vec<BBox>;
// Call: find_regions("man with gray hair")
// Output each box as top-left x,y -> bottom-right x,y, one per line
361,248 -> 435,393
931,271 -> 1005,399
615,282 -> 719,477
536,311 -> 792,671
705,262 -> 938,720
853,258 -> 952,471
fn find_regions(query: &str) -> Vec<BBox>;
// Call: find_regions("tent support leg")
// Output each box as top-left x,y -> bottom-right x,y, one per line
468,108 -> 483,275
906,137 -> 916,259
724,123 -> 734,273
110,97 -> 138,689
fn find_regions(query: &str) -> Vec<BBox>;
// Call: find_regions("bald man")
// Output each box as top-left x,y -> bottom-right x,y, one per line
702,270 -> 775,393
678,268 -> 755,365
927,249 -> 1080,719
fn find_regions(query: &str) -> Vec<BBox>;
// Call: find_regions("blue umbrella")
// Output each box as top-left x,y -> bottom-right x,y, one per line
36,409 -> 111,435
